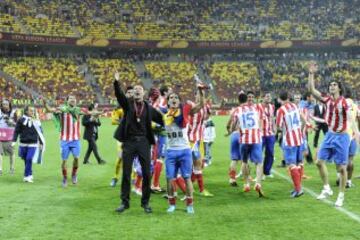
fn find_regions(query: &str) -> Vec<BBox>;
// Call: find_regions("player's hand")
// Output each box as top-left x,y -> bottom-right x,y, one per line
114,71 -> 120,81
308,62 -> 318,74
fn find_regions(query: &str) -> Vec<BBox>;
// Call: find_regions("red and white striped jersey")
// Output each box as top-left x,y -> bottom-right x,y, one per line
60,112 -> 81,141
300,107 -> 313,135
187,102 -> 209,142
322,95 -> 350,133
276,102 -> 303,147
234,103 -> 263,144
261,103 -> 275,137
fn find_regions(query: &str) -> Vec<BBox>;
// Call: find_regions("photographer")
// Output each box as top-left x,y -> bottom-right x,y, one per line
0,99 -> 17,175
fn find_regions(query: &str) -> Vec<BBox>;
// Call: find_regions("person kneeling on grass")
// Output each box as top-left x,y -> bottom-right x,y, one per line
12,106 -> 44,183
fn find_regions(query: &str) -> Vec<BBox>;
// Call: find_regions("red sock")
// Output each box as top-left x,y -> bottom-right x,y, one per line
297,166 -> 303,187
175,177 -> 187,193
62,168 -> 67,179
135,175 -> 142,189
71,166 -> 78,177
152,161 -> 163,188
290,167 -> 301,192
299,165 -> 304,179
186,197 -> 193,206
229,169 -> 236,180
196,173 -> 204,192
171,179 -> 178,192
191,172 -> 196,182
168,196 -> 176,205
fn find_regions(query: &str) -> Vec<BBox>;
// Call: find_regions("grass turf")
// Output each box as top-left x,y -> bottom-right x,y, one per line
0,116 -> 360,240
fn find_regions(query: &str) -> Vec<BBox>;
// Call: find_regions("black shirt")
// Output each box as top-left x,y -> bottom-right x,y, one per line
128,101 -> 147,136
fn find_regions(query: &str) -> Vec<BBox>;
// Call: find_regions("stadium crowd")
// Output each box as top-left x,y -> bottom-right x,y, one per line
0,0 -> 358,41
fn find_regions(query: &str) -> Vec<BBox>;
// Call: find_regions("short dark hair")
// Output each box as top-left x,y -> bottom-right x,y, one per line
160,85 -> 169,96
88,103 -> 95,111
126,86 -> 133,92
279,91 -> 289,101
303,91 -> 312,99
238,93 -> 247,104
246,91 -> 255,96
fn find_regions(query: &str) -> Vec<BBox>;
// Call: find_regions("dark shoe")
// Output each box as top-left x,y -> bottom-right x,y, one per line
230,182 -> 238,187
141,204 -> 152,214
277,160 -> 286,168
99,160 -> 106,165
336,179 -> 340,187
115,204 -> 129,213
83,161 -> 89,164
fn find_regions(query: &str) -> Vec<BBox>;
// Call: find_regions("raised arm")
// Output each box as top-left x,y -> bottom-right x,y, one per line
150,107 -> 164,127
42,99 -> 60,114
190,88 -> 205,115
307,62 -> 324,102
113,71 -> 129,111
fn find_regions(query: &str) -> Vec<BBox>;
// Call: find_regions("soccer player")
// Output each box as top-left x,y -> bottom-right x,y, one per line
276,91 -> 305,197
44,95 -> 86,187
0,99 -> 17,175
187,86 -> 213,197
312,102 -> 328,160
261,92 -> 276,179
308,62 -> 360,207
164,92 -> 195,214
233,91 -> 264,196
203,116 -> 216,167
110,86 -> 134,187
226,99 -> 243,187
342,87 -> 358,188
148,86 -> 168,192
12,106 -> 44,183
293,93 -> 312,179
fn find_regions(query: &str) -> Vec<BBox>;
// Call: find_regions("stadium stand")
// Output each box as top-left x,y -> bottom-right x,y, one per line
0,0 -> 358,40
0,57 -> 95,101
88,58 -> 140,97
144,62 -> 197,99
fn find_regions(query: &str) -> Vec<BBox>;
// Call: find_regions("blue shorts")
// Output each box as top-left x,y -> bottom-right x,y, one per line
349,139 -> 357,157
166,148 -> 192,179
283,145 -> 303,165
300,138 -> 308,153
60,140 -> 81,160
230,132 -> 241,161
318,132 -> 350,165
157,135 -> 166,159
240,143 -> 263,164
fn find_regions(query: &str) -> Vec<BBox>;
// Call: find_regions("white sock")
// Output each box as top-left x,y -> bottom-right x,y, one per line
338,192 -> 345,198
324,184 -> 331,190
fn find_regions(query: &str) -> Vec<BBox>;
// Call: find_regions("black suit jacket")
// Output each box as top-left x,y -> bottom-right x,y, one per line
82,115 -> 101,140
113,80 -> 164,145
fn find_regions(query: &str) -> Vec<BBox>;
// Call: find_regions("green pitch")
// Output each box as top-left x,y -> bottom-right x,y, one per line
1,116 -> 360,240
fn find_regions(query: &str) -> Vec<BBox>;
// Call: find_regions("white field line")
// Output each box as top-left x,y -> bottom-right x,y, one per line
273,169 -> 360,224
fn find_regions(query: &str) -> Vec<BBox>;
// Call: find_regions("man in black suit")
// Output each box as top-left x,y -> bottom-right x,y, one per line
313,102 -> 328,159
82,103 -> 105,165
113,72 -> 164,214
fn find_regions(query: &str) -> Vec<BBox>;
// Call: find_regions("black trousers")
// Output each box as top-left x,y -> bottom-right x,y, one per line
121,136 -> 151,207
313,123 -> 329,148
305,132 -> 313,164
84,138 -> 102,163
